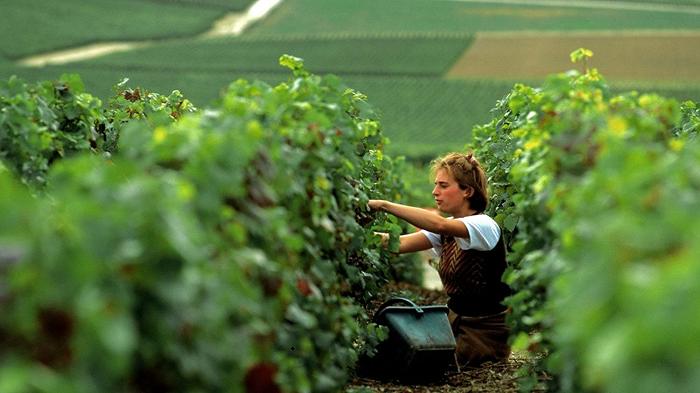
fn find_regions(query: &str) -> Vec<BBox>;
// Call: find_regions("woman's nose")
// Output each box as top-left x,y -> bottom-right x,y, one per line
432,186 -> 439,196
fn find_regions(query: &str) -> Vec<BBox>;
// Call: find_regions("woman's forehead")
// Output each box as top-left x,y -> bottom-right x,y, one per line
434,168 -> 455,182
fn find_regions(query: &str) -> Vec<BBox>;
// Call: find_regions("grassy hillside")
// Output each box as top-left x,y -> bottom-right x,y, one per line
0,32 -> 485,157
144,0 -> 253,7
0,0 -> 254,59
248,0 -> 700,36
0,62 -> 512,157
3,0 -> 700,160
79,34 -> 473,76
593,0 -> 700,4
346,76 -> 516,157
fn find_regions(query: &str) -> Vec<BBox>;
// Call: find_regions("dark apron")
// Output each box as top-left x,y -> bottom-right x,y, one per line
448,309 -> 511,368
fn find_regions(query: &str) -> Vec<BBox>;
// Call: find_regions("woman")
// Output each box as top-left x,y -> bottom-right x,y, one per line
368,152 -> 511,368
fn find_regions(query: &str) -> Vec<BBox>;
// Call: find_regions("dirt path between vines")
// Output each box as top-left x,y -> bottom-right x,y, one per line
447,31 -> 700,82
347,352 -> 542,393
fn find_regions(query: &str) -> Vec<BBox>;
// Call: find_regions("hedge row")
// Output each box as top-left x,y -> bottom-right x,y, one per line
472,50 -> 700,392
0,56 -> 420,392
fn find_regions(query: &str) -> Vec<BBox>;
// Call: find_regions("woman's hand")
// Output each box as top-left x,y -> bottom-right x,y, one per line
372,231 -> 390,247
368,199 -> 386,211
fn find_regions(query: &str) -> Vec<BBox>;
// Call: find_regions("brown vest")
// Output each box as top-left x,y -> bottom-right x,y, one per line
439,233 -> 510,316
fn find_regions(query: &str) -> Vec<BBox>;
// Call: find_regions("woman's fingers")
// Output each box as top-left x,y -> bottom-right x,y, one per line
372,231 -> 389,246
367,199 -> 384,210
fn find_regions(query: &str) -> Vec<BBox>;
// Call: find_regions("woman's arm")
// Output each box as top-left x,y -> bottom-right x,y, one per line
374,231 -> 432,253
368,200 -> 469,238
398,232 -> 433,253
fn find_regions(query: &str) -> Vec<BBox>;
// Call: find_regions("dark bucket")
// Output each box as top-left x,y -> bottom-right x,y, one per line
359,297 -> 456,381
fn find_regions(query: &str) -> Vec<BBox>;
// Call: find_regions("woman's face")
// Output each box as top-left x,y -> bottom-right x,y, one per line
432,168 -> 470,215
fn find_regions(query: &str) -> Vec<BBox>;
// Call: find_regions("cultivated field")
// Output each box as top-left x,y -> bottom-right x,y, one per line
2,0 -> 700,159
78,34 -> 473,76
447,31 -> 700,82
248,0 -> 700,35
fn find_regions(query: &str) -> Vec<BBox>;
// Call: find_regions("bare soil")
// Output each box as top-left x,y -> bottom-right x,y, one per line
447,32 -> 700,82
347,353 -> 543,393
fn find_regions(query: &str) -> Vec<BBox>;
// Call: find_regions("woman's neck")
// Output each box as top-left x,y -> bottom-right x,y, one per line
453,206 -> 478,218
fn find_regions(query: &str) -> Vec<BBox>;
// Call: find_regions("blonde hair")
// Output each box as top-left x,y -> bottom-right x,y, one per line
431,152 -> 488,212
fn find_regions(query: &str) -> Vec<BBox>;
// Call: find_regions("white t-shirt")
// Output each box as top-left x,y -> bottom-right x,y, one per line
420,214 -> 501,255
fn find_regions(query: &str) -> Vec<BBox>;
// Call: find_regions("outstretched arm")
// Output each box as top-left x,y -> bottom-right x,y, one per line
368,199 -> 469,238
374,229 -> 432,253
398,232 -> 433,253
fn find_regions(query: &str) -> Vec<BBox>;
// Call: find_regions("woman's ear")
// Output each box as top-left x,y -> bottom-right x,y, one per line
463,186 -> 474,199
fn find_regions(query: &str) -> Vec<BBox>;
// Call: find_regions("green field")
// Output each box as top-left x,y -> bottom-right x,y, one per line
3,0 -> 700,160
144,0 -> 254,7
0,32 -> 485,157
0,63 -> 253,105
0,61 -> 514,157
6,55 -> 697,161
0,0 -> 253,59
80,34 -> 473,76
248,0 -> 700,36
594,0 -> 700,4
346,77 -> 516,157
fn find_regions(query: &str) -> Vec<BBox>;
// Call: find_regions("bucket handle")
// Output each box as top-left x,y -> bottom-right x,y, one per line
377,297 -> 424,316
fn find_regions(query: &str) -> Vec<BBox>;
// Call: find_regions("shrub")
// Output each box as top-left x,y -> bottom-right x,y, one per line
471,49 -> 700,391
0,56 -> 419,392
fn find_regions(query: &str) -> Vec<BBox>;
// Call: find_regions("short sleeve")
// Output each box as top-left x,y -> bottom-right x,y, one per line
420,229 -> 442,254
454,214 -> 501,251
420,214 -> 500,254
